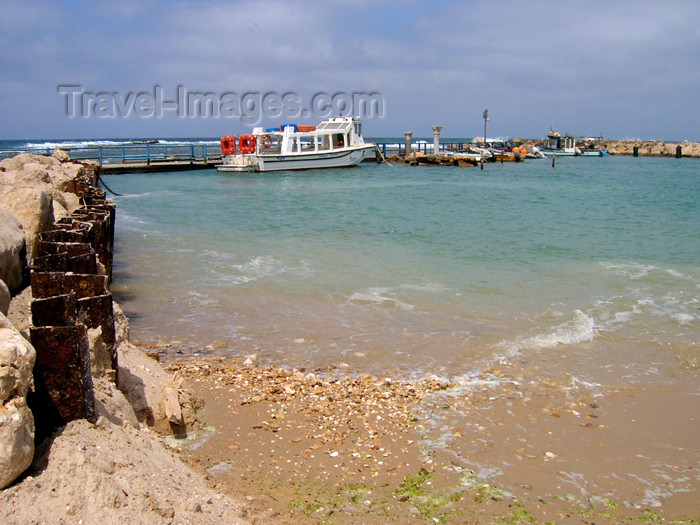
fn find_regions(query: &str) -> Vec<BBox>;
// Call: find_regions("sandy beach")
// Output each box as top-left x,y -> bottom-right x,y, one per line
165,356 -> 699,524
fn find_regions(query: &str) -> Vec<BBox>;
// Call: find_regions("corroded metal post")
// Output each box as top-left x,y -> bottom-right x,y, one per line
30,290 -> 95,441
27,160 -> 118,440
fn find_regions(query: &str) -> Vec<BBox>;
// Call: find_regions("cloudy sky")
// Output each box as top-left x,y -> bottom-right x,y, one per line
1,0 -> 698,140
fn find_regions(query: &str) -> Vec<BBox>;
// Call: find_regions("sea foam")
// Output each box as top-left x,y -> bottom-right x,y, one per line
497,309 -> 596,355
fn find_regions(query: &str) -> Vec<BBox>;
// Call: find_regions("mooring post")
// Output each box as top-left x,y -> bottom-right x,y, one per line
403,132 -> 413,157
676,145 -> 682,158
432,126 -> 442,155
552,154 -> 556,167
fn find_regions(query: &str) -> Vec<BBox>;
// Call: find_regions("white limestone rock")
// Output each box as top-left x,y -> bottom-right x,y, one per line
0,208 -> 27,293
0,313 -> 36,489
0,280 -> 9,318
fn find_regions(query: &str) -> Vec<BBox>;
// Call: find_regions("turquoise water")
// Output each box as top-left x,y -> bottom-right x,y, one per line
105,156 -> 699,386
104,155 -> 700,507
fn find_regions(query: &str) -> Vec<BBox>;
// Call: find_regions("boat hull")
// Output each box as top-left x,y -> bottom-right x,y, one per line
540,148 -> 579,157
218,145 -> 376,173
580,149 -> 607,157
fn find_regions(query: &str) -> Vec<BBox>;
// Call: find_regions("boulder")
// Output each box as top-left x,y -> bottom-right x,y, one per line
51,190 -> 81,223
0,208 -> 27,293
0,396 -> 34,490
113,303 -> 202,436
0,154 -> 86,254
93,376 -> 139,429
48,162 -> 85,193
6,286 -> 31,340
52,149 -> 70,163
0,281 -> 9,317
0,313 -> 36,489
0,188 -> 53,261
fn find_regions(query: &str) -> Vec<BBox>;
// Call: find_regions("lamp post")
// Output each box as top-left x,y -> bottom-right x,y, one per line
482,109 -> 489,148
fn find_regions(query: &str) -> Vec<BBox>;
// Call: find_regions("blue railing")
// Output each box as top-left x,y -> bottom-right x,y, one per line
0,143 -> 221,166
95,144 -> 218,166
375,141 -> 474,156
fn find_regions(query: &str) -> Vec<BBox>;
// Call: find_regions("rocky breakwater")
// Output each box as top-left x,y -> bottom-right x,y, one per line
582,139 -> 700,157
386,151 -> 479,167
0,152 -> 248,524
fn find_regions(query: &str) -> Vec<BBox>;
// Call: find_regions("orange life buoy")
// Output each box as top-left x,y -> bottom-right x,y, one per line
262,135 -> 272,148
220,135 -> 236,155
239,134 -> 256,154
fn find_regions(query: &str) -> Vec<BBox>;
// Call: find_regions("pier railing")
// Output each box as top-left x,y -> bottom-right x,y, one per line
96,144 -> 219,166
0,143 -> 222,166
375,141 -> 473,156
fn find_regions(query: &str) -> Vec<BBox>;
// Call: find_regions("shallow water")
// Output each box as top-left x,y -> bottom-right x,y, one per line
107,157 -> 698,381
105,156 -> 700,510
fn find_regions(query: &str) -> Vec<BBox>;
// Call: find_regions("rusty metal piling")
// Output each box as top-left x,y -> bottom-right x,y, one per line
28,162 -> 118,439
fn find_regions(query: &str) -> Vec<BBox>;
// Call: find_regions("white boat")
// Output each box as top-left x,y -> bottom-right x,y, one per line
218,117 -> 377,172
580,146 -> 609,157
523,146 -> 547,159
540,130 -> 581,156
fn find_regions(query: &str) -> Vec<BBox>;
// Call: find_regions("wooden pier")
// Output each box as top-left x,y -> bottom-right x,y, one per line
100,159 -> 221,174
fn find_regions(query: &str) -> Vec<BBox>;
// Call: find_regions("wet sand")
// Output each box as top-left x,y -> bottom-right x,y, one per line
166,357 -> 699,524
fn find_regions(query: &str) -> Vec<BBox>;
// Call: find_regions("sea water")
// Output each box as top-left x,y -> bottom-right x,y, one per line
103,156 -> 699,390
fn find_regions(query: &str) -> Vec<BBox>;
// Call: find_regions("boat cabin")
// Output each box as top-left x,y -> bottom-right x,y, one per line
251,117 -> 365,156
546,131 -> 576,151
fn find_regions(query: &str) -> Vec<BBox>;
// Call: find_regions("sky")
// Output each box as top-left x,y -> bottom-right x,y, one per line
1,0 -> 699,141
